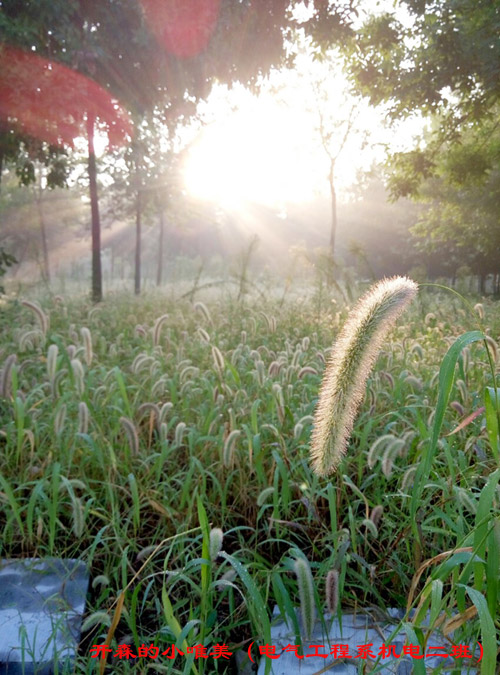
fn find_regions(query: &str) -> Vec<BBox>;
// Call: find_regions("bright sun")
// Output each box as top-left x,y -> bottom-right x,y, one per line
184,97 -> 326,209
183,56 -> 423,211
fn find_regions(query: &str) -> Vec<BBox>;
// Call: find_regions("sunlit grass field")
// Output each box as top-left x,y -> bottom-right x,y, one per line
0,282 -> 499,673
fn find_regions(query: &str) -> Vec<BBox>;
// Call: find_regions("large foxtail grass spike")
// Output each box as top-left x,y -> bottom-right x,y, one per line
311,276 -> 418,476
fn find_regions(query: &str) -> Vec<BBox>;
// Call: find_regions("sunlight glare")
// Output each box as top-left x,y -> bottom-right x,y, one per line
184,98 -> 325,209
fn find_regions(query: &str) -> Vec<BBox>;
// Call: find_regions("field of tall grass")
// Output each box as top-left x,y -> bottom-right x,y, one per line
0,280 -> 499,674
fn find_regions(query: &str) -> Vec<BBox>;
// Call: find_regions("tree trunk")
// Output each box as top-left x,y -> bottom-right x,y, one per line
156,208 -> 165,286
479,273 -> 486,294
35,174 -> 50,284
37,201 -> 50,284
87,113 -> 102,303
134,188 -> 142,295
329,161 -> 337,258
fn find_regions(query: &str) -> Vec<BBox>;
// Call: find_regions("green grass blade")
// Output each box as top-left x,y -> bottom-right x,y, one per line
463,585 -> 496,675
411,330 -> 485,527
484,387 -> 500,463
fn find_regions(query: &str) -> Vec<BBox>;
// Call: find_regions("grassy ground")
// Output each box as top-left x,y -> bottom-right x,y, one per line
0,281 -> 499,673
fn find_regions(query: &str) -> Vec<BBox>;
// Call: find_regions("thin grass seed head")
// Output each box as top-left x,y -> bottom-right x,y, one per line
47,344 -> 58,383
0,354 -> 17,398
450,401 -> 465,416
485,335 -> 498,363
78,401 -> 89,434
120,416 -> 139,456
294,557 -> 316,641
153,314 -> 169,346
80,327 -> 93,366
325,569 -> 339,615
21,300 -> 49,335
137,402 -> 161,433
71,495 -> 84,538
212,346 -> 225,377
370,505 -> 384,529
298,366 -> 318,379
193,301 -> 212,325
54,403 -> 67,435
311,276 -> 418,476
71,358 -> 85,395
197,327 -> 210,343
223,429 -> 241,468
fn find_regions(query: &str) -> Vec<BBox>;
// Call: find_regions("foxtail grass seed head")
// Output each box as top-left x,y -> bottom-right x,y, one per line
197,327 -> 210,343
212,346 -> 225,377
473,303 -> 485,320
71,358 -> 85,395
450,401 -> 465,416
22,299 -> 49,335
294,557 -> 316,641
255,359 -> 265,386
153,314 -> 169,346
325,569 -> 339,616
485,335 -> 498,363
78,401 -> 89,434
120,416 -> 139,456
424,312 -> 436,326
209,527 -> 224,561
223,429 -> 241,468
71,495 -> 84,538
194,301 -> 212,325
370,505 -> 384,529
405,375 -> 423,391
174,421 -> 186,446
54,403 -> 67,435
0,354 -> 17,398
80,327 -> 93,366
298,366 -> 318,379
47,344 -> 58,383
311,277 -> 417,476
137,402 -> 161,432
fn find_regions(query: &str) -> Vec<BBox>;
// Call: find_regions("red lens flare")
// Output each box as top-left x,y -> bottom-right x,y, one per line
140,0 -> 221,58
0,44 -> 132,148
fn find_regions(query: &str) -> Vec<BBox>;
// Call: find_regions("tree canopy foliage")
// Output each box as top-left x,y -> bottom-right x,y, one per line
331,0 -> 500,286
341,0 -> 500,195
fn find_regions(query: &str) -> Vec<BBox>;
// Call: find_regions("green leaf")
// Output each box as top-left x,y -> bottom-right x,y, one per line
484,387 -> 500,463
474,468 -> 500,589
463,585 -> 496,675
411,331 -> 485,527
401,623 -> 426,675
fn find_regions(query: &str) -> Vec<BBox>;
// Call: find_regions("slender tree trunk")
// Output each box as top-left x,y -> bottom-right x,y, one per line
156,207 -> 165,286
87,113 -> 102,303
35,174 -> 50,283
479,273 -> 486,294
134,188 -> 142,295
37,200 -> 50,284
329,161 -> 337,258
